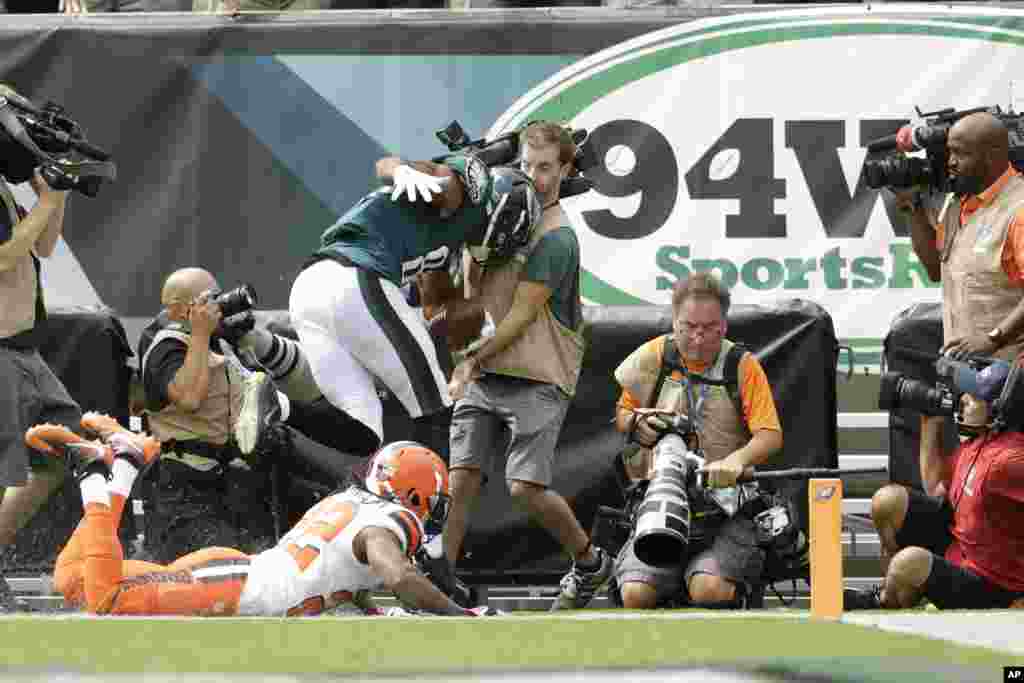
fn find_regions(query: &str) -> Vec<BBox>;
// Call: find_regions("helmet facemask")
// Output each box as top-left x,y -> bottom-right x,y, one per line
468,166 -> 541,265
366,441 -> 450,526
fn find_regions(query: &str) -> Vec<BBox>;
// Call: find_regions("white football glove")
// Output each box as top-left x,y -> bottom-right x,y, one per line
465,605 -> 504,617
391,164 -> 443,203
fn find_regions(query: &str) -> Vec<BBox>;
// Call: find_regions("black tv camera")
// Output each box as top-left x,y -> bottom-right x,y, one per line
863,105 -> 1024,193
433,120 -> 596,199
0,85 -> 116,197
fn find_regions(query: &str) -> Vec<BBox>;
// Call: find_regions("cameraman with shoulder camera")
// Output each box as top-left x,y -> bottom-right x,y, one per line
0,81 -> 115,607
440,122 -> 606,612
847,359 -> 1024,610
901,112 -> 1024,361
610,272 -> 783,610
0,149 -> 74,611
137,267 -> 359,563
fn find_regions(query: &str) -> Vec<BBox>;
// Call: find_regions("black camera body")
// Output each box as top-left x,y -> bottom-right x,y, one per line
213,284 -> 257,319
863,105 -> 1024,192
878,360 -> 967,419
0,85 -> 115,197
433,119 -> 595,199
879,353 -> 1024,433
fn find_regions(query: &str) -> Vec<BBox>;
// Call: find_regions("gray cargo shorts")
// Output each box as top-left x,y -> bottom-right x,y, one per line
449,373 -> 570,487
613,514 -> 765,606
0,346 -> 80,485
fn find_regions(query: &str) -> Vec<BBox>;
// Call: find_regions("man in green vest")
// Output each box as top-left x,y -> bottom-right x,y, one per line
442,121 -> 606,611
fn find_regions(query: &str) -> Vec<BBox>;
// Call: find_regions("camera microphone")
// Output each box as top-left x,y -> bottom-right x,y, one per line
866,124 -> 935,154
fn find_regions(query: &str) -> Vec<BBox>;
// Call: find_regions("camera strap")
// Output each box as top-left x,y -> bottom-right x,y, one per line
654,337 -> 745,420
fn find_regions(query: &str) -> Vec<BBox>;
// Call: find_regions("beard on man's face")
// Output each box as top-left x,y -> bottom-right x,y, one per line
949,171 -> 987,197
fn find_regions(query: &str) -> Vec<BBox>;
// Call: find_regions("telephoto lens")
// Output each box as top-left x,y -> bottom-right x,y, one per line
214,284 -> 257,318
633,433 -> 694,567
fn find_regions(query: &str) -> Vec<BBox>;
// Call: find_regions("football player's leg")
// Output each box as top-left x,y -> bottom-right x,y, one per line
99,547 -> 250,616
351,269 -> 450,424
236,327 -> 323,406
159,547 -> 251,616
290,260 -> 383,449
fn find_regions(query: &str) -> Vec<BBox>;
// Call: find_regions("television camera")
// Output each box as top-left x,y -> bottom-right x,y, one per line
433,119 -> 596,199
863,104 -> 1024,193
0,84 -> 116,197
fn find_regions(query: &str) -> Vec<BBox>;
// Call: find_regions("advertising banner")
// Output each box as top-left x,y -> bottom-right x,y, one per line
4,7 -> 1023,365
491,5 -> 1024,366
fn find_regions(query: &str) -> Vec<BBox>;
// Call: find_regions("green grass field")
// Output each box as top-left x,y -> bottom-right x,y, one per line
0,611 -> 1015,681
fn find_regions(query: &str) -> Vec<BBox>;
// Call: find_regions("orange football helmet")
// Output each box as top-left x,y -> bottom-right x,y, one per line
366,441 -> 450,525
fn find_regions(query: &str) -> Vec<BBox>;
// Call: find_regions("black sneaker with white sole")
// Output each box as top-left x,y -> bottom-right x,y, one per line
550,547 -> 613,611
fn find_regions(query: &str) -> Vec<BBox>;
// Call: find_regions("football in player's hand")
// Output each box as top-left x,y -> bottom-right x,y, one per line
428,301 -> 485,353
446,300 -> 486,352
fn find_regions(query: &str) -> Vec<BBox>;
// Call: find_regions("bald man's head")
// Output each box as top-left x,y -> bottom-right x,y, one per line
161,268 -> 219,307
951,112 -> 1009,154
948,112 -> 1011,195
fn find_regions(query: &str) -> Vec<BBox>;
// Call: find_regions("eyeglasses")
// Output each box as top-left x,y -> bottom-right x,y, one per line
677,321 -> 722,337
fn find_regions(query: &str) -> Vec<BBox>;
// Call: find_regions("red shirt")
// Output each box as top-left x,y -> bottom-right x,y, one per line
944,430 -> 1024,591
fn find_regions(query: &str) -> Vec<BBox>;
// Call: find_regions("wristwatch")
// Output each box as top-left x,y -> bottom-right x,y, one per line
987,326 -> 1005,345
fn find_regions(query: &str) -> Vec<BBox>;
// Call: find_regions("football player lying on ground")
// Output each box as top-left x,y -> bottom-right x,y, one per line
25,414 -> 497,617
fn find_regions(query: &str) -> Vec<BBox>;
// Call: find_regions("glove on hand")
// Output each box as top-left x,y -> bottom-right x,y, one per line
465,605 -> 504,617
391,165 -> 443,203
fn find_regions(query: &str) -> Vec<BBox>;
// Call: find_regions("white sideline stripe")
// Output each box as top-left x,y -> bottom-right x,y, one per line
838,412 -> 888,429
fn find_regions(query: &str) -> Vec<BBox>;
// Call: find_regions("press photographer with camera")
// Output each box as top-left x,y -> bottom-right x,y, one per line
0,83 -> 114,611
845,356 -> 1024,610
609,272 -> 783,609
137,267 -> 358,563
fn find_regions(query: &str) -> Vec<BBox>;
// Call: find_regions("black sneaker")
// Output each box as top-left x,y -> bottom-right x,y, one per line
550,547 -> 613,611
843,585 -> 882,611
235,371 -> 282,456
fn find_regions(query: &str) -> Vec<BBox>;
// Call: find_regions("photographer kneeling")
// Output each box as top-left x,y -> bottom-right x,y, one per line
610,273 -> 783,609
138,267 -> 362,563
847,357 -> 1024,610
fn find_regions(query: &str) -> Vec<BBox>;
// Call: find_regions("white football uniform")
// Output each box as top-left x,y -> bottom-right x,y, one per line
237,487 -> 423,616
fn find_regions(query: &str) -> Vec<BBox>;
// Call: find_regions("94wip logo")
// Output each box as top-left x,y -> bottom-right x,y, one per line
578,117 -> 912,241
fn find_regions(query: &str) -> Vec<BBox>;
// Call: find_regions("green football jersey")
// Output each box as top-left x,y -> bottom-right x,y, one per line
315,189 -> 487,286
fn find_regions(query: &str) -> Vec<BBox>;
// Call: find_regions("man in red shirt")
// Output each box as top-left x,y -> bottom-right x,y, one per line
848,378 -> 1024,609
